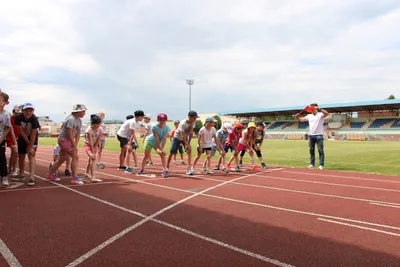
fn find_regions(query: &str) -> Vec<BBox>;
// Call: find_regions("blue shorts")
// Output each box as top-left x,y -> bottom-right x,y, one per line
224,145 -> 234,153
170,138 -> 186,154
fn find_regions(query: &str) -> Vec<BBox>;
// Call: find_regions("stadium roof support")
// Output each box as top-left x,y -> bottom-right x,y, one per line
217,99 -> 400,117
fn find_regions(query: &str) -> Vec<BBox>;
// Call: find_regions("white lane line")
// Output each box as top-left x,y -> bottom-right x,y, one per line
283,170 -> 400,183
0,181 -> 136,194
152,219 -> 294,267
198,176 -> 400,207
0,239 -> 22,267
201,193 -> 400,232
255,175 -> 400,193
317,218 -> 400,237
369,202 -> 400,209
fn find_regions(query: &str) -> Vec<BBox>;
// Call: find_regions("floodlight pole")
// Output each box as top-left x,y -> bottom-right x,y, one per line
186,79 -> 195,111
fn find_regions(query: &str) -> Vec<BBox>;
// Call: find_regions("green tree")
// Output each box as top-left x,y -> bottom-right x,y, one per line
387,95 -> 396,100
194,119 -> 203,135
213,115 -> 222,129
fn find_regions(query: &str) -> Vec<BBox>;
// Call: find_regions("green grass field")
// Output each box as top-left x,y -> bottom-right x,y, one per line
38,137 -> 400,176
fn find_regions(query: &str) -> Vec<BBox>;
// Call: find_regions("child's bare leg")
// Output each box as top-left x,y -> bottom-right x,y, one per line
49,151 -> 68,175
125,147 -> 131,167
132,150 -> 137,166
66,156 -> 71,170
119,146 -> 127,166
206,151 -> 212,170
158,150 -> 167,171
71,150 -> 79,177
18,154 -> 26,176
141,152 -> 149,171
192,152 -> 202,170
97,147 -> 103,163
90,156 -> 96,177
28,154 -> 36,180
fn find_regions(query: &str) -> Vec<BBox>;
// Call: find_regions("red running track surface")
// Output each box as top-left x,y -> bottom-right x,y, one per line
1,146 -> 399,266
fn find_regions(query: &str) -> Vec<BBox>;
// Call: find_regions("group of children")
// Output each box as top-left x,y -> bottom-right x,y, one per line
0,90 -> 40,186
0,92 -> 267,186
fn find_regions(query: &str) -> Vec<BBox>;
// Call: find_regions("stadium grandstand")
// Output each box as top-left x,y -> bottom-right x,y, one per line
218,99 -> 400,141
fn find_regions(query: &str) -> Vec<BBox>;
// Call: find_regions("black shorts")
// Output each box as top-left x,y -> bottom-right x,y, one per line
117,135 -> 128,148
197,146 -> 212,154
17,136 -> 38,155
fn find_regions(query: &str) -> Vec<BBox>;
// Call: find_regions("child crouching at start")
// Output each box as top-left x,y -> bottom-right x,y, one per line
84,114 -> 103,182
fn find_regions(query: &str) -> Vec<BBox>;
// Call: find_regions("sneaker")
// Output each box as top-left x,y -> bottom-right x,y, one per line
307,165 -> 314,169
149,161 -> 154,165
46,173 -> 61,182
11,171 -> 19,178
117,165 -> 126,170
227,164 -> 231,169
90,177 -> 103,182
65,169 -> 71,176
214,165 -> 220,170
162,171 -> 168,178
318,166 -> 324,170
206,169 -> 214,174
11,175 -> 25,182
235,166 -> 241,172
173,160 -> 177,165
138,169 -> 144,175
186,169 -> 194,175
125,167 -> 134,174
26,179 -> 35,186
97,163 -> 105,169
1,177 -> 9,186
222,167 -> 229,173
261,163 -> 268,169
252,165 -> 259,171
180,160 -> 186,165
71,176 -> 84,185
238,160 -> 243,167
133,165 -> 139,170
202,166 -> 206,172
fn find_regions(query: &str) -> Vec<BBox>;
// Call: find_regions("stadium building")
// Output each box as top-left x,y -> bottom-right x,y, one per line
217,99 -> 400,141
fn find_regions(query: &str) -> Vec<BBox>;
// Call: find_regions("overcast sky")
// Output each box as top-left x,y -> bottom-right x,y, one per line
1,0 -> 399,122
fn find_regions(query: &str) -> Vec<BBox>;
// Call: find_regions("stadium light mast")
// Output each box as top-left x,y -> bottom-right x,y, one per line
186,79 -> 195,111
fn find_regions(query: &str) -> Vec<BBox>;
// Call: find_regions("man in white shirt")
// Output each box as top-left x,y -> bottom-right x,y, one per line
296,103 -> 329,170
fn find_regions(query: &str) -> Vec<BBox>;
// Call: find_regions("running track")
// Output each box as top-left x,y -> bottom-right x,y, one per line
1,146 -> 400,266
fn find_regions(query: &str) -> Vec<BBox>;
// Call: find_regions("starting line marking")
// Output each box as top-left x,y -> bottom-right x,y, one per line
0,239 -> 22,267
317,218 -> 400,237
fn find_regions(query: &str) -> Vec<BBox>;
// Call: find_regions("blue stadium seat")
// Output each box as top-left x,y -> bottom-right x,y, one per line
391,119 -> 400,128
350,122 -> 365,128
268,121 -> 286,129
298,122 -> 308,129
282,122 -> 293,129
368,118 -> 395,128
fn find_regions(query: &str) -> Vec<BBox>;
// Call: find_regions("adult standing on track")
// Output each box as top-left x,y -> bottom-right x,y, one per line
296,103 -> 329,170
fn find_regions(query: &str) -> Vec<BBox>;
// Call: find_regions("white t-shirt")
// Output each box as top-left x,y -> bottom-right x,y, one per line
239,129 -> 254,145
0,111 -> 11,138
85,126 -> 103,146
305,112 -> 324,135
174,119 -> 194,141
53,144 -> 61,156
117,119 -> 141,139
198,126 -> 217,148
